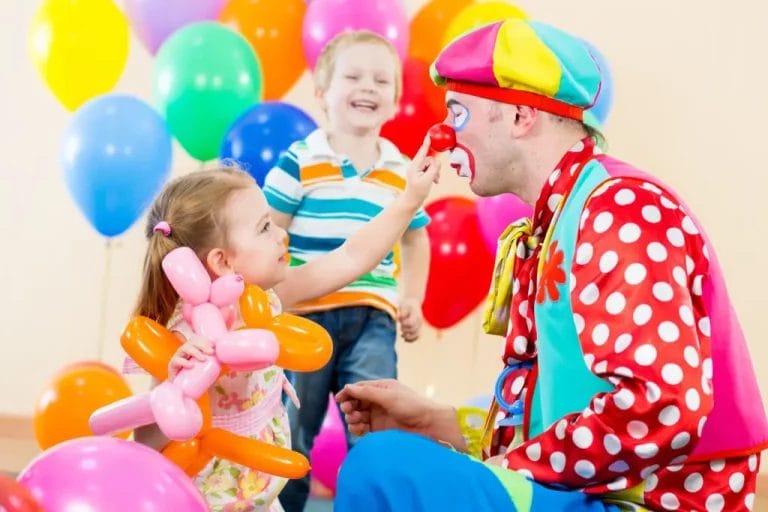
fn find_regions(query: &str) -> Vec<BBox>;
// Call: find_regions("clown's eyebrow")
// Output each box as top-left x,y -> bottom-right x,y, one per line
446,99 -> 464,109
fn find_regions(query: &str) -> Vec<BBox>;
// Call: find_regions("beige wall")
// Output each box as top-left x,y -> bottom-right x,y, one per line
2,0 -> 767,461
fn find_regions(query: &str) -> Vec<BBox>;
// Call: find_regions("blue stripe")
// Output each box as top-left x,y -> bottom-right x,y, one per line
408,210 -> 430,230
288,232 -> 345,252
264,187 -> 300,215
275,153 -> 300,181
299,197 -> 384,217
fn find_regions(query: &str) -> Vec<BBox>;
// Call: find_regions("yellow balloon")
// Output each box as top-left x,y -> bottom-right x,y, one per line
29,0 -> 129,111
442,1 -> 528,47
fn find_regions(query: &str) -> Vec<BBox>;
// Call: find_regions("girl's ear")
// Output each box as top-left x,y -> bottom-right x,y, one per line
205,247 -> 233,278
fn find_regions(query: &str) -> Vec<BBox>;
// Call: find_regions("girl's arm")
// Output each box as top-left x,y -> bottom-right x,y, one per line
275,139 -> 440,309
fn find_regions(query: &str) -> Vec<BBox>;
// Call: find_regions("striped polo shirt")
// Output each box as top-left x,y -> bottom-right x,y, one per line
263,129 -> 430,318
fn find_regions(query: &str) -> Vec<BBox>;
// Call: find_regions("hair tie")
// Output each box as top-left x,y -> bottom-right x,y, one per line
153,221 -> 171,237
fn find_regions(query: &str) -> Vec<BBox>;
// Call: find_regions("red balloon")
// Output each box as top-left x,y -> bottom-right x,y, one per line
0,474 -> 42,512
422,197 -> 495,329
381,58 -> 442,158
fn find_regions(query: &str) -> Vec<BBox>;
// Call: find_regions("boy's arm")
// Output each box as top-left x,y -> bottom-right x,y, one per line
398,227 -> 430,341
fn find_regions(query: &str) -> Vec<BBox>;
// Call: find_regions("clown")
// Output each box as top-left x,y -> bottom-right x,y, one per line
332,18 -> 768,512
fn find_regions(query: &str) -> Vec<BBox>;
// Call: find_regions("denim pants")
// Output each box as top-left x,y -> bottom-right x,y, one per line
279,306 -> 397,512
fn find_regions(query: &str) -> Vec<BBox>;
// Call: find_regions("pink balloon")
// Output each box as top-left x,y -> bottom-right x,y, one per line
475,194 -> 533,252
124,0 -> 228,54
18,437 -> 208,511
302,0 -> 409,69
309,394 -> 347,492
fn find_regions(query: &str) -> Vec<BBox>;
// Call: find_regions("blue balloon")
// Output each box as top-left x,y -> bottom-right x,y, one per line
61,94 -> 173,237
220,101 -> 317,187
583,40 -> 614,125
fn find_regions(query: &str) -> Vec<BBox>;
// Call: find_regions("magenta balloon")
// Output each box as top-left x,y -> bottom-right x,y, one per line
302,0 -> 409,69
124,0 -> 228,54
18,437 -> 208,511
309,395 -> 347,492
476,194 -> 533,251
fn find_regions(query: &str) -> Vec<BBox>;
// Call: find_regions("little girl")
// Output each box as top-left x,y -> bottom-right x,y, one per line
130,139 -> 440,511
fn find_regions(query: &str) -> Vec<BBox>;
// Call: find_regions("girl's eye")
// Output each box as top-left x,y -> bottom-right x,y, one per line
345,75 -> 359,81
261,221 -> 271,233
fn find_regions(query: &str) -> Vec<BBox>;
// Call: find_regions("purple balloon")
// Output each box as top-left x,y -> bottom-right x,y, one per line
302,0 -> 409,69
124,0 -> 227,54
476,194 -> 533,252
309,394 -> 347,492
18,437 -> 208,511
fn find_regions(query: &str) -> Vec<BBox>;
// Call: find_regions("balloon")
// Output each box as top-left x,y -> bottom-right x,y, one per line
29,0 -> 129,111
18,437 -> 208,511
442,1 -> 528,47
423,197 -> 495,329
582,40 -> 614,125
309,394 -> 347,493
0,474 -> 42,512
220,102 -> 318,187
154,22 -> 263,161
33,362 -> 132,450
381,58 -> 442,158
220,0 -> 307,99
123,0 -> 227,54
61,94 -> 172,237
302,0 -> 409,69
476,194 -> 533,252
90,247 -> 279,441
408,0 -> 471,65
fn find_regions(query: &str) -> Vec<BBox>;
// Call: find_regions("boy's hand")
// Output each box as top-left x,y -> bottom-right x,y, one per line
168,334 -> 214,380
398,297 -> 423,342
403,137 -> 441,208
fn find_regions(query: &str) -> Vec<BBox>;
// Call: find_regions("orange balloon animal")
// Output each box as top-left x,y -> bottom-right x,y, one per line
121,285 -> 332,478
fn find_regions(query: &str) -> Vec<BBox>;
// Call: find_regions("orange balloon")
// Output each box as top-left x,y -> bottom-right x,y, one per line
408,0 -> 472,65
121,316 -> 182,381
239,284 -> 274,327
271,314 -> 333,372
220,0 -> 307,99
34,362 -> 132,449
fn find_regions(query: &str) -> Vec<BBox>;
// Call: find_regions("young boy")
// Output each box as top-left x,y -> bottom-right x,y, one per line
263,31 -> 431,511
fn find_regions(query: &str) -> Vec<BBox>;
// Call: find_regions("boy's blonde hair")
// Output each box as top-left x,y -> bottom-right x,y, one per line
134,167 -> 255,326
314,31 -> 403,102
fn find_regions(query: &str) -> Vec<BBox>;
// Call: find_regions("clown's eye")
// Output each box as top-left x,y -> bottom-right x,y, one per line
449,104 -> 470,131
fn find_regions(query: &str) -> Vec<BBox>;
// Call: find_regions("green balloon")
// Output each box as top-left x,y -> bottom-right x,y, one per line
154,22 -> 262,161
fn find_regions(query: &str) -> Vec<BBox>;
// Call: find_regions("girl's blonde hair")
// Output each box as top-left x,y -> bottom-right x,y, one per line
134,167 -> 255,325
313,30 -> 403,102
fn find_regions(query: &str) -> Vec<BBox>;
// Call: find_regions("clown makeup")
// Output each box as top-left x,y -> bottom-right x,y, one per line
446,98 -> 476,180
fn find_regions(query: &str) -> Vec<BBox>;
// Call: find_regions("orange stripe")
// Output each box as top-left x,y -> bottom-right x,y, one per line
299,162 -> 342,183
363,170 -> 406,191
290,291 -> 397,319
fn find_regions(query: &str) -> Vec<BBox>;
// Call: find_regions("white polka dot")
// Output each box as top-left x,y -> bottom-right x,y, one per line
633,304 -> 653,326
702,375 -> 712,395
667,227 -> 685,247
614,189 -> 636,205
513,336 -> 528,355
605,292 -> 626,315
547,193 -> 563,212
679,305 -> 694,326
511,376 -> 526,395
579,283 -> 600,305
575,243 -> 594,265
555,419 -> 567,440
659,321 -> 680,343
614,366 -> 634,378
628,420 -> 649,439
613,389 -> 635,410
619,223 -> 642,243
548,169 -> 561,186
647,242 -> 668,262
710,459 -> 725,472
583,353 -> 595,370
635,442 -> 659,459
659,405 -> 681,426
702,358 -> 713,379
646,382 -> 661,403
615,334 -> 632,353
698,317 -> 711,336
573,314 -> 585,335
692,275 -> 704,296
653,282 -> 674,302
730,472 -> 745,492
683,346 -> 700,368
646,473 -> 659,492
518,300 -> 529,317
603,434 -> 621,455
672,432 -> 691,449
570,272 -> 577,292
513,279 -> 521,294
642,182 -> 663,194
661,196 -> 678,209
625,263 -> 647,285
599,250 -> 619,272
607,477 -> 628,491
660,492 -> 680,510
634,344 -> 657,366
572,426 -> 593,449
516,468 -> 532,478
642,205 -> 662,223
525,442 -> 541,461
748,454 -> 758,472
684,472 -> 704,493
686,389 -> 701,411
580,210 -> 590,229
698,417 -> 707,437
609,460 -> 629,473
549,452 -> 566,473
594,361 -> 608,374
662,364 -> 684,385
686,255 -> 695,275
592,324 -> 610,346
571,141 -> 585,152
641,464 -> 660,479
745,493 -> 755,510
682,216 -> 699,235
593,396 -> 606,414
705,493 -> 724,512
673,266 -> 687,287
670,455 -> 688,465
593,212 -> 614,233
574,460 -> 595,480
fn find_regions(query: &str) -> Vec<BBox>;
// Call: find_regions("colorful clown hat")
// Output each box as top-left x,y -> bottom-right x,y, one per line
431,18 -> 604,129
